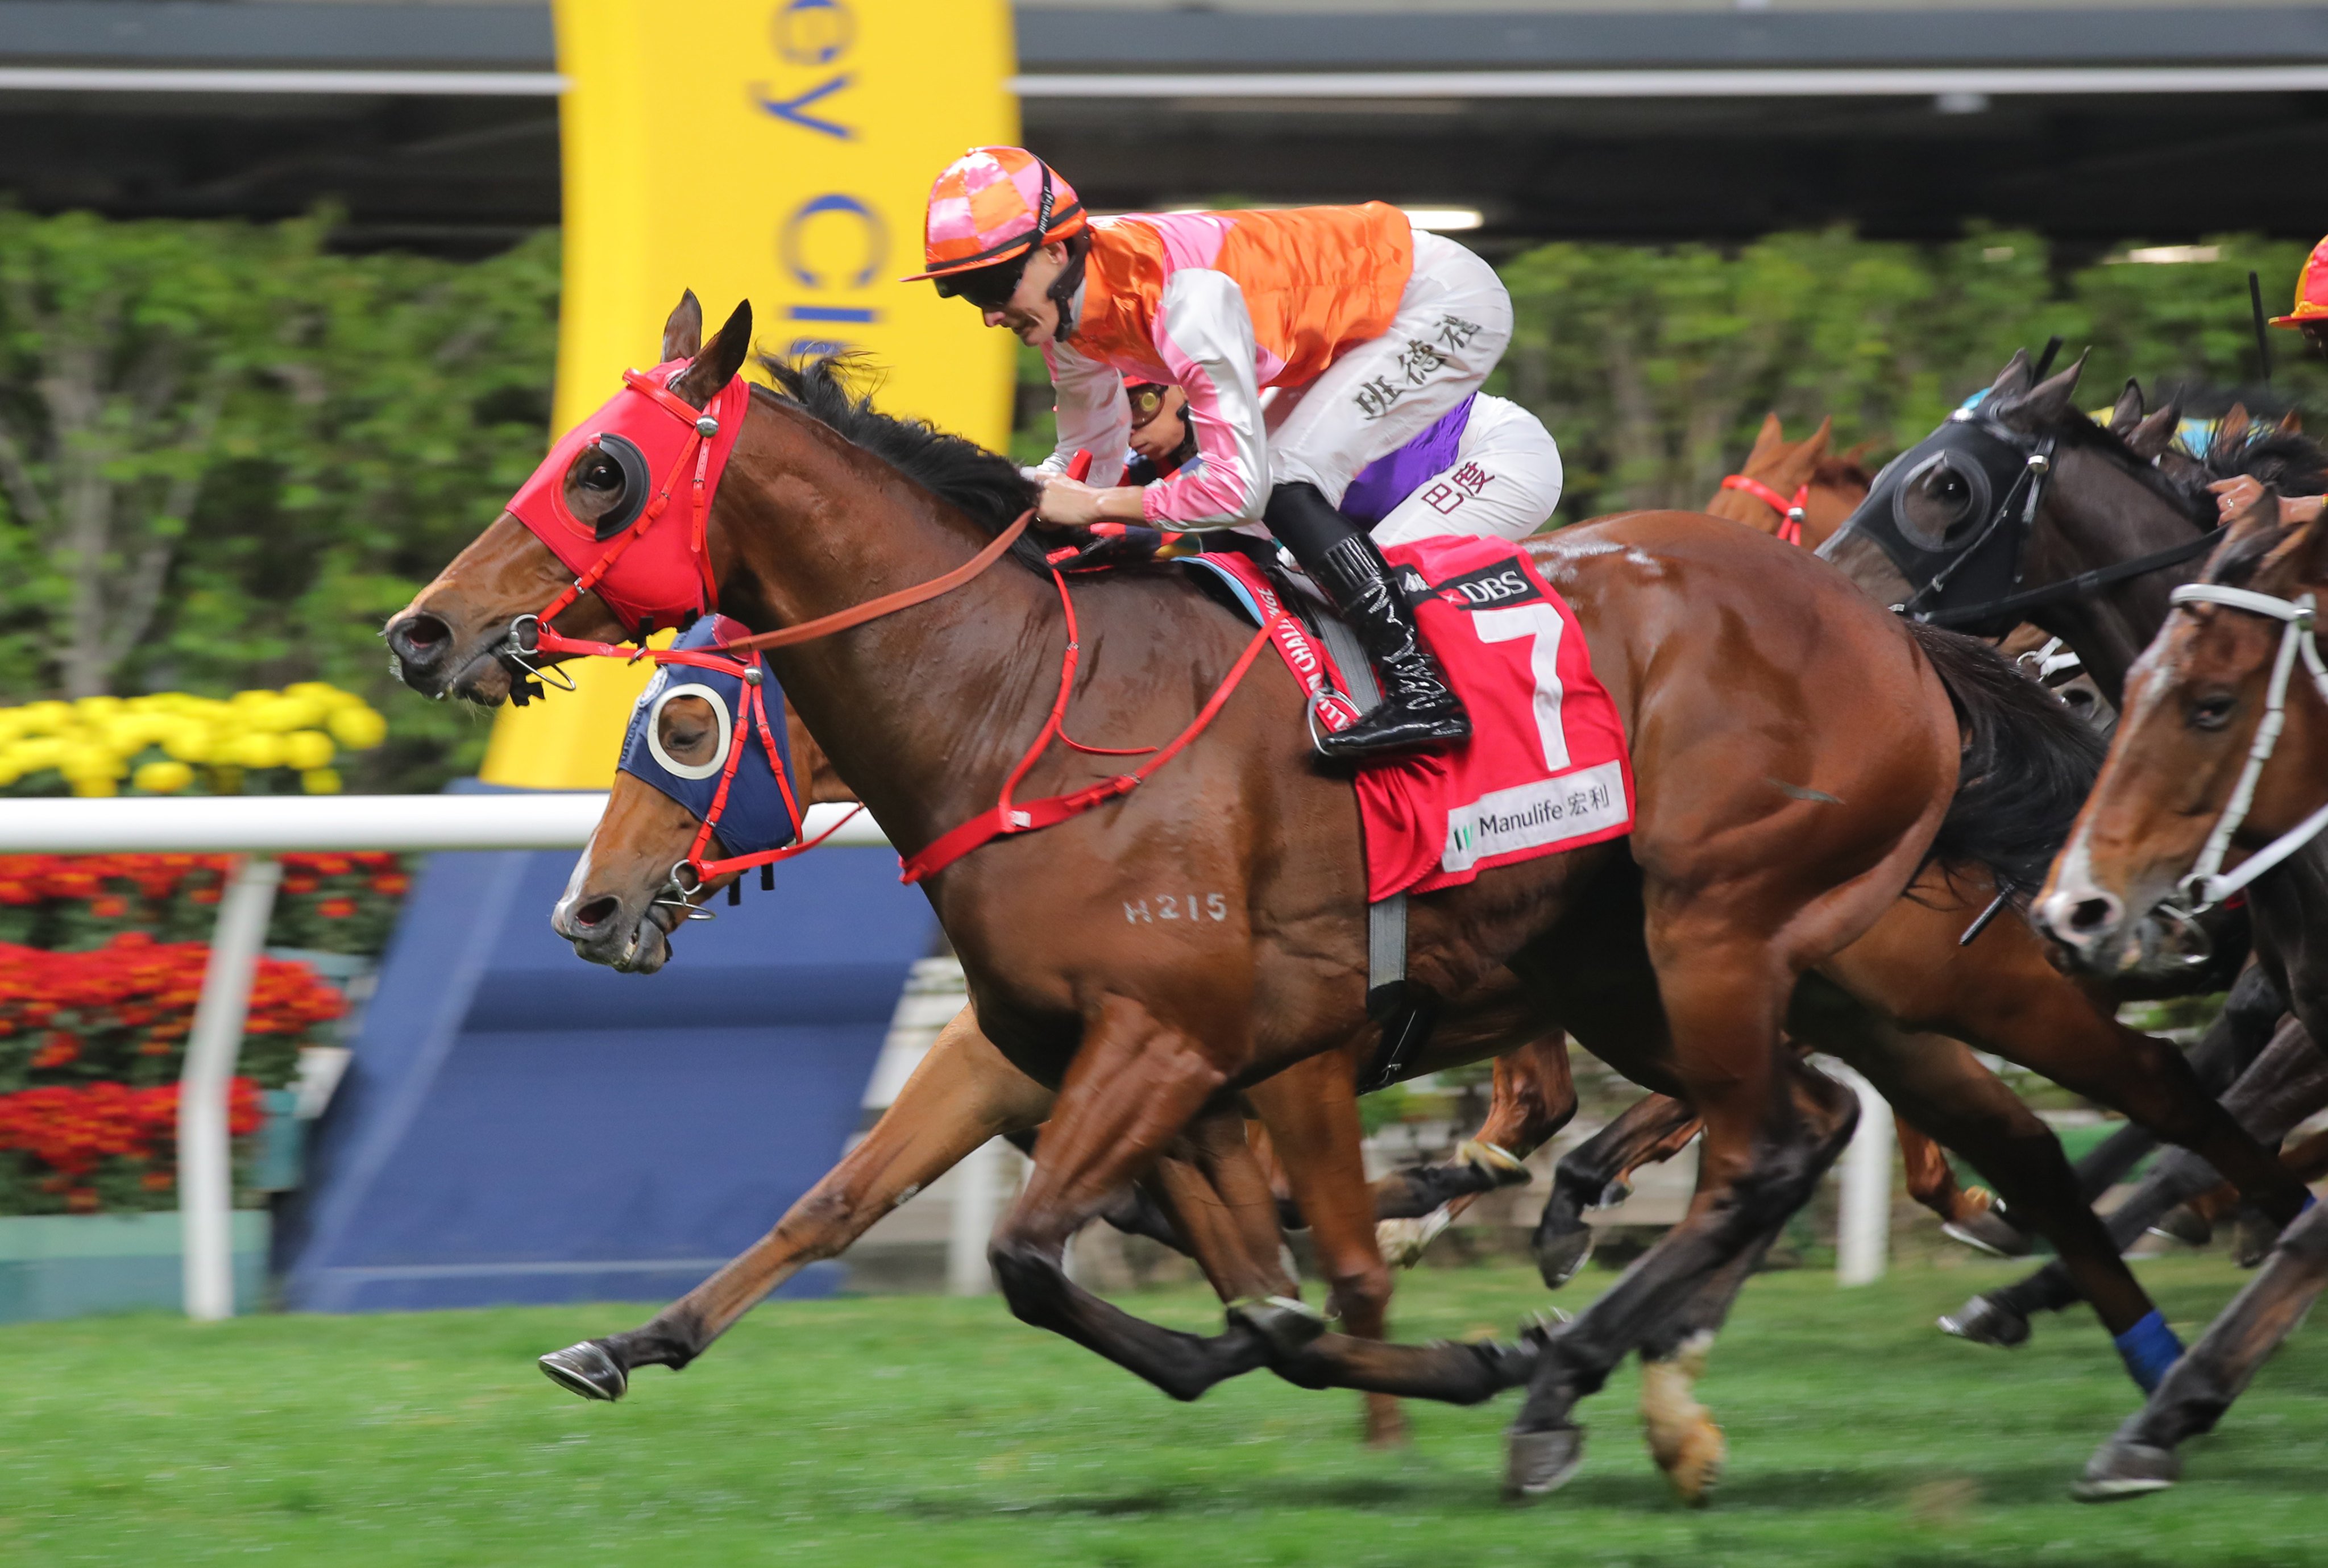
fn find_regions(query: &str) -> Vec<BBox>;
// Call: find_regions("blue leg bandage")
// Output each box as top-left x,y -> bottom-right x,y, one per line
2113,1309 -> 2184,1394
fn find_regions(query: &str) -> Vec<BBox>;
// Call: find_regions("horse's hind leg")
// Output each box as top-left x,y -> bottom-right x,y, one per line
1377,1036 -> 1575,1266
1533,1092 -> 1702,1288
541,1006 -> 1052,1399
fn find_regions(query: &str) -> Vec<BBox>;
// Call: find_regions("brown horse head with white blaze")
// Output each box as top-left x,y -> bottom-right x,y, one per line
381,292 -> 757,704
2035,490 -> 2328,974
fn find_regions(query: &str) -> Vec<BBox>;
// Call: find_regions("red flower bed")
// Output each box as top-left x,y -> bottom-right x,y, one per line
0,1077 -> 265,1213
0,850 -> 409,952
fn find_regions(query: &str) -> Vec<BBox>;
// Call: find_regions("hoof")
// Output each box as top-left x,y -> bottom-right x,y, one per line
1503,1424 -> 1586,1500
1941,1209 -> 2035,1258
1649,1417 -> 1725,1506
539,1341 -> 627,1401
1456,1138 -> 1532,1188
2072,1440 -> 2181,1502
1227,1295 -> 1330,1359
2148,1204 -> 2215,1247
1534,1225 -> 1595,1290
1379,1209 -> 1451,1270
2232,1208 -> 2279,1269
1937,1295 -> 2030,1349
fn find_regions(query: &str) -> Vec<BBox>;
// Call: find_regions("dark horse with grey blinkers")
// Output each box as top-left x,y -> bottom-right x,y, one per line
384,297 -> 2307,1496
1820,350 -> 2328,1498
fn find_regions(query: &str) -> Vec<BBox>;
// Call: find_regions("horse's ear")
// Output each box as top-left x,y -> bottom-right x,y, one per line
669,300 -> 754,409
1744,412 -> 1785,465
2221,404 -> 2253,451
2281,409 -> 2304,435
1802,416 -> 1833,461
1841,438 -> 1881,468
2018,349 -> 2089,425
661,291 -> 704,364
2127,401 -> 2180,462
1987,348 -> 2035,402
2109,379 -> 2144,434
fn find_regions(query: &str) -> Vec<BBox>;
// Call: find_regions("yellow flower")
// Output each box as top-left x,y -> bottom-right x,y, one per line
9,737 -> 65,773
300,768 -> 342,795
132,759 -> 194,794
282,730 -> 336,770
70,775 -> 119,798
325,704 -> 388,750
59,744 -> 125,782
233,732 -> 286,770
158,719 -> 213,763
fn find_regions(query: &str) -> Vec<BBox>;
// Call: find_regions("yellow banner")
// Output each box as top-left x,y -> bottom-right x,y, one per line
483,0 -> 1019,787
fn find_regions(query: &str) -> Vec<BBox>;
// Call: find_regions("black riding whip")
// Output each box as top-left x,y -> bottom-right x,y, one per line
2031,336 -> 2064,381
2250,270 -> 2273,386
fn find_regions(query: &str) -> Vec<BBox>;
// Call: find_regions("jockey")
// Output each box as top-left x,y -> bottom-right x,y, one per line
2213,234 -> 2328,528
906,146 -> 1549,761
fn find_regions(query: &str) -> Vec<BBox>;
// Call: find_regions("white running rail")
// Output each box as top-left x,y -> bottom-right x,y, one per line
0,796 -> 886,1317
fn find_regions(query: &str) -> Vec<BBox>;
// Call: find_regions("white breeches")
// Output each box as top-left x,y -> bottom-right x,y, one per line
1265,231 -> 1516,508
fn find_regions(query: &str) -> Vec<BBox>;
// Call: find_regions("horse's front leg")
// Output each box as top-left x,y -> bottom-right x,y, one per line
1533,1090 -> 1703,1288
1375,1036 -> 1572,1266
1507,939 -> 1858,1501
539,1006 -> 1051,1400
1243,1052 -> 1539,1433
2080,1198 -> 2328,1501
987,992 -> 1287,1401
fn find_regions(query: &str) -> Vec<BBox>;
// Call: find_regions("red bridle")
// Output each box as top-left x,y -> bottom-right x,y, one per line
1720,474 -> 1810,547
502,364 -> 752,692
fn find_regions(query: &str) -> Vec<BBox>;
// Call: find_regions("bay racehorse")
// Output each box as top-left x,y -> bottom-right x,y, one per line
2033,487 -> 2328,1498
383,298 -> 2303,1496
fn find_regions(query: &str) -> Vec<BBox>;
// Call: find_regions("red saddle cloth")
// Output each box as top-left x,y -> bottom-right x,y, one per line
1204,536 -> 1635,902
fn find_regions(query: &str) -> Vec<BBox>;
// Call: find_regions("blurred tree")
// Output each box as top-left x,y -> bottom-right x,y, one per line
0,213 -> 558,791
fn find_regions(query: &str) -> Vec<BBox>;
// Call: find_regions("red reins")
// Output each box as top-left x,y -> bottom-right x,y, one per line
1721,473 -> 1810,547
521,396 -> 1270,887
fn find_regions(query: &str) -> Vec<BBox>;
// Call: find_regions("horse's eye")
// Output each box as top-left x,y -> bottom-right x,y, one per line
1929,468 -> 1969,504
579,455 -> 624,494
2188,692 -> 2236,731
655,696 -> 720,764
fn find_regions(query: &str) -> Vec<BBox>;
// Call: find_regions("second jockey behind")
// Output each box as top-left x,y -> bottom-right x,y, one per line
905,147 -> 1559,761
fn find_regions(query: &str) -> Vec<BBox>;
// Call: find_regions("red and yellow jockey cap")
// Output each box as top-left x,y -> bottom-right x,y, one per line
2272,235 -> 2328,328
900,146 -> 1088,283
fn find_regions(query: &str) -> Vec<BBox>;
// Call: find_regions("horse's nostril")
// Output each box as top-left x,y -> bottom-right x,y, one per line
571,896 -> 620,930
2066,896 -> 2120,934
388,613 -> 452,664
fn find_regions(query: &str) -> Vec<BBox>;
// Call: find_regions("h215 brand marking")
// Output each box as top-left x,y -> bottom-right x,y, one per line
1126,893 -> 1230,924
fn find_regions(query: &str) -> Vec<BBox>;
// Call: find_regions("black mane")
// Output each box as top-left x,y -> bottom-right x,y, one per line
752,354 -> 1048,573
1990,379 -> 2328,526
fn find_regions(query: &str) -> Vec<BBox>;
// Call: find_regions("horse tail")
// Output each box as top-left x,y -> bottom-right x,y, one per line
1904,619 -> 2103,902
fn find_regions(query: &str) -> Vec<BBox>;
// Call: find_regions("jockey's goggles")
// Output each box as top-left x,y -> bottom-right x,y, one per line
1126,383 -> 1178,430
933,254 -> 1030,311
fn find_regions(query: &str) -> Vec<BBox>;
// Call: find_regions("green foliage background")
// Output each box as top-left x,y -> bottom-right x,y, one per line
2,212 -> 2318,793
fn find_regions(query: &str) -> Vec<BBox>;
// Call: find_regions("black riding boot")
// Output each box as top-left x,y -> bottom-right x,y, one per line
1264,482 -> 1471,760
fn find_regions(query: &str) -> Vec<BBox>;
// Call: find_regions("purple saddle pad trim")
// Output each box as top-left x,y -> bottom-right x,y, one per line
1337,393 -> 1476,528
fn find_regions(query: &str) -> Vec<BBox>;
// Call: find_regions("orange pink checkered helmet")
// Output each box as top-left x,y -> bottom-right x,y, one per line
2272,235 -> 2328,329
900,147 -> 1088,284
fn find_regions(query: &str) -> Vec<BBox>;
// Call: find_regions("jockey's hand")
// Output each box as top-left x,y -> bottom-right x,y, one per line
1036,473 -> 1106,528
1036,475 -> 1149,529
2213,475 -> 2328,526
2211,475 -> 2268,523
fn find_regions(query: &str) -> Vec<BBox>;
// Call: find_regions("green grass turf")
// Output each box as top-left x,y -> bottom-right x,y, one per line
3,1256 -> 2323,1566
